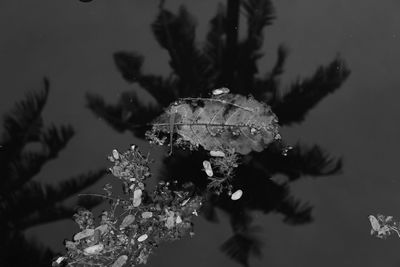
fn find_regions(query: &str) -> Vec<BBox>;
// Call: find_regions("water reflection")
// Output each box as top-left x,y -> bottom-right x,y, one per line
0,79 -> 105,266
86,0 -> 350,266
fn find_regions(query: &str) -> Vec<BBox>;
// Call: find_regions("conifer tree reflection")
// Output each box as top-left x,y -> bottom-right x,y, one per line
0,79 -> 105,266
86,1 -> 350,265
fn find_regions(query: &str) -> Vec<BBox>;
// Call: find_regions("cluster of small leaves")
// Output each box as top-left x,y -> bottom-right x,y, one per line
368,214 -> 400,239
53,145 -> 202,267
206,148 -> 239,194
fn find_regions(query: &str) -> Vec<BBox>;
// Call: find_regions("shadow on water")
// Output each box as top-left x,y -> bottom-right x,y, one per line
84,0 -> 351,266
0,79 -> 106,267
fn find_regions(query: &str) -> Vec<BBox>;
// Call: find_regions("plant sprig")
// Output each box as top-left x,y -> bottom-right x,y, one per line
53,145 -> 202,267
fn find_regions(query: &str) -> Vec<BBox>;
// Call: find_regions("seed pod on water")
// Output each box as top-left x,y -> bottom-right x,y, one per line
231,189 -> 243,200
137,234 -> 148,242
202,160 -> 213,177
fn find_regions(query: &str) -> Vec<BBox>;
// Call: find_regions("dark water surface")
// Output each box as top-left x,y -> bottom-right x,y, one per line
1,0 -> 400,266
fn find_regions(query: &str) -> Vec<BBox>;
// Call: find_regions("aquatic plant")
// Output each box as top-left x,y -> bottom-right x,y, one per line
368,214 -> 400,239
53,145 -> 203,267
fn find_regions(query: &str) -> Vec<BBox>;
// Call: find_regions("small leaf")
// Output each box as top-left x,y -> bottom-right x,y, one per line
73,228 -> 95,241
368,215 -> 381,232
95,224 -> 108,235
120,214 -> 135,229
112,255 -> 128,267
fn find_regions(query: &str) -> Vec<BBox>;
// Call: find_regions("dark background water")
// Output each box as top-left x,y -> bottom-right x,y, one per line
1,0 -> 400,266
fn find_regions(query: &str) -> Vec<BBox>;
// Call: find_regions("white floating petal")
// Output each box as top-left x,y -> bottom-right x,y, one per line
55,256 -> 65,264
137,234 -> 148,242
141,211 -> 153,219
176,216 -> 182,224
84,244 -> 104,255
368,215 -> 381,232
202,160 -> 213,177
133,189 -> 143,207
212,87 -> 230,96
112,149 -> 119,160
210,150 -> 226,157
231,189 -> 243,200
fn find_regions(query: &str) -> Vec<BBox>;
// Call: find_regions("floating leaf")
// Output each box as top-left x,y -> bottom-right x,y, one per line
147,92 -> 280,155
